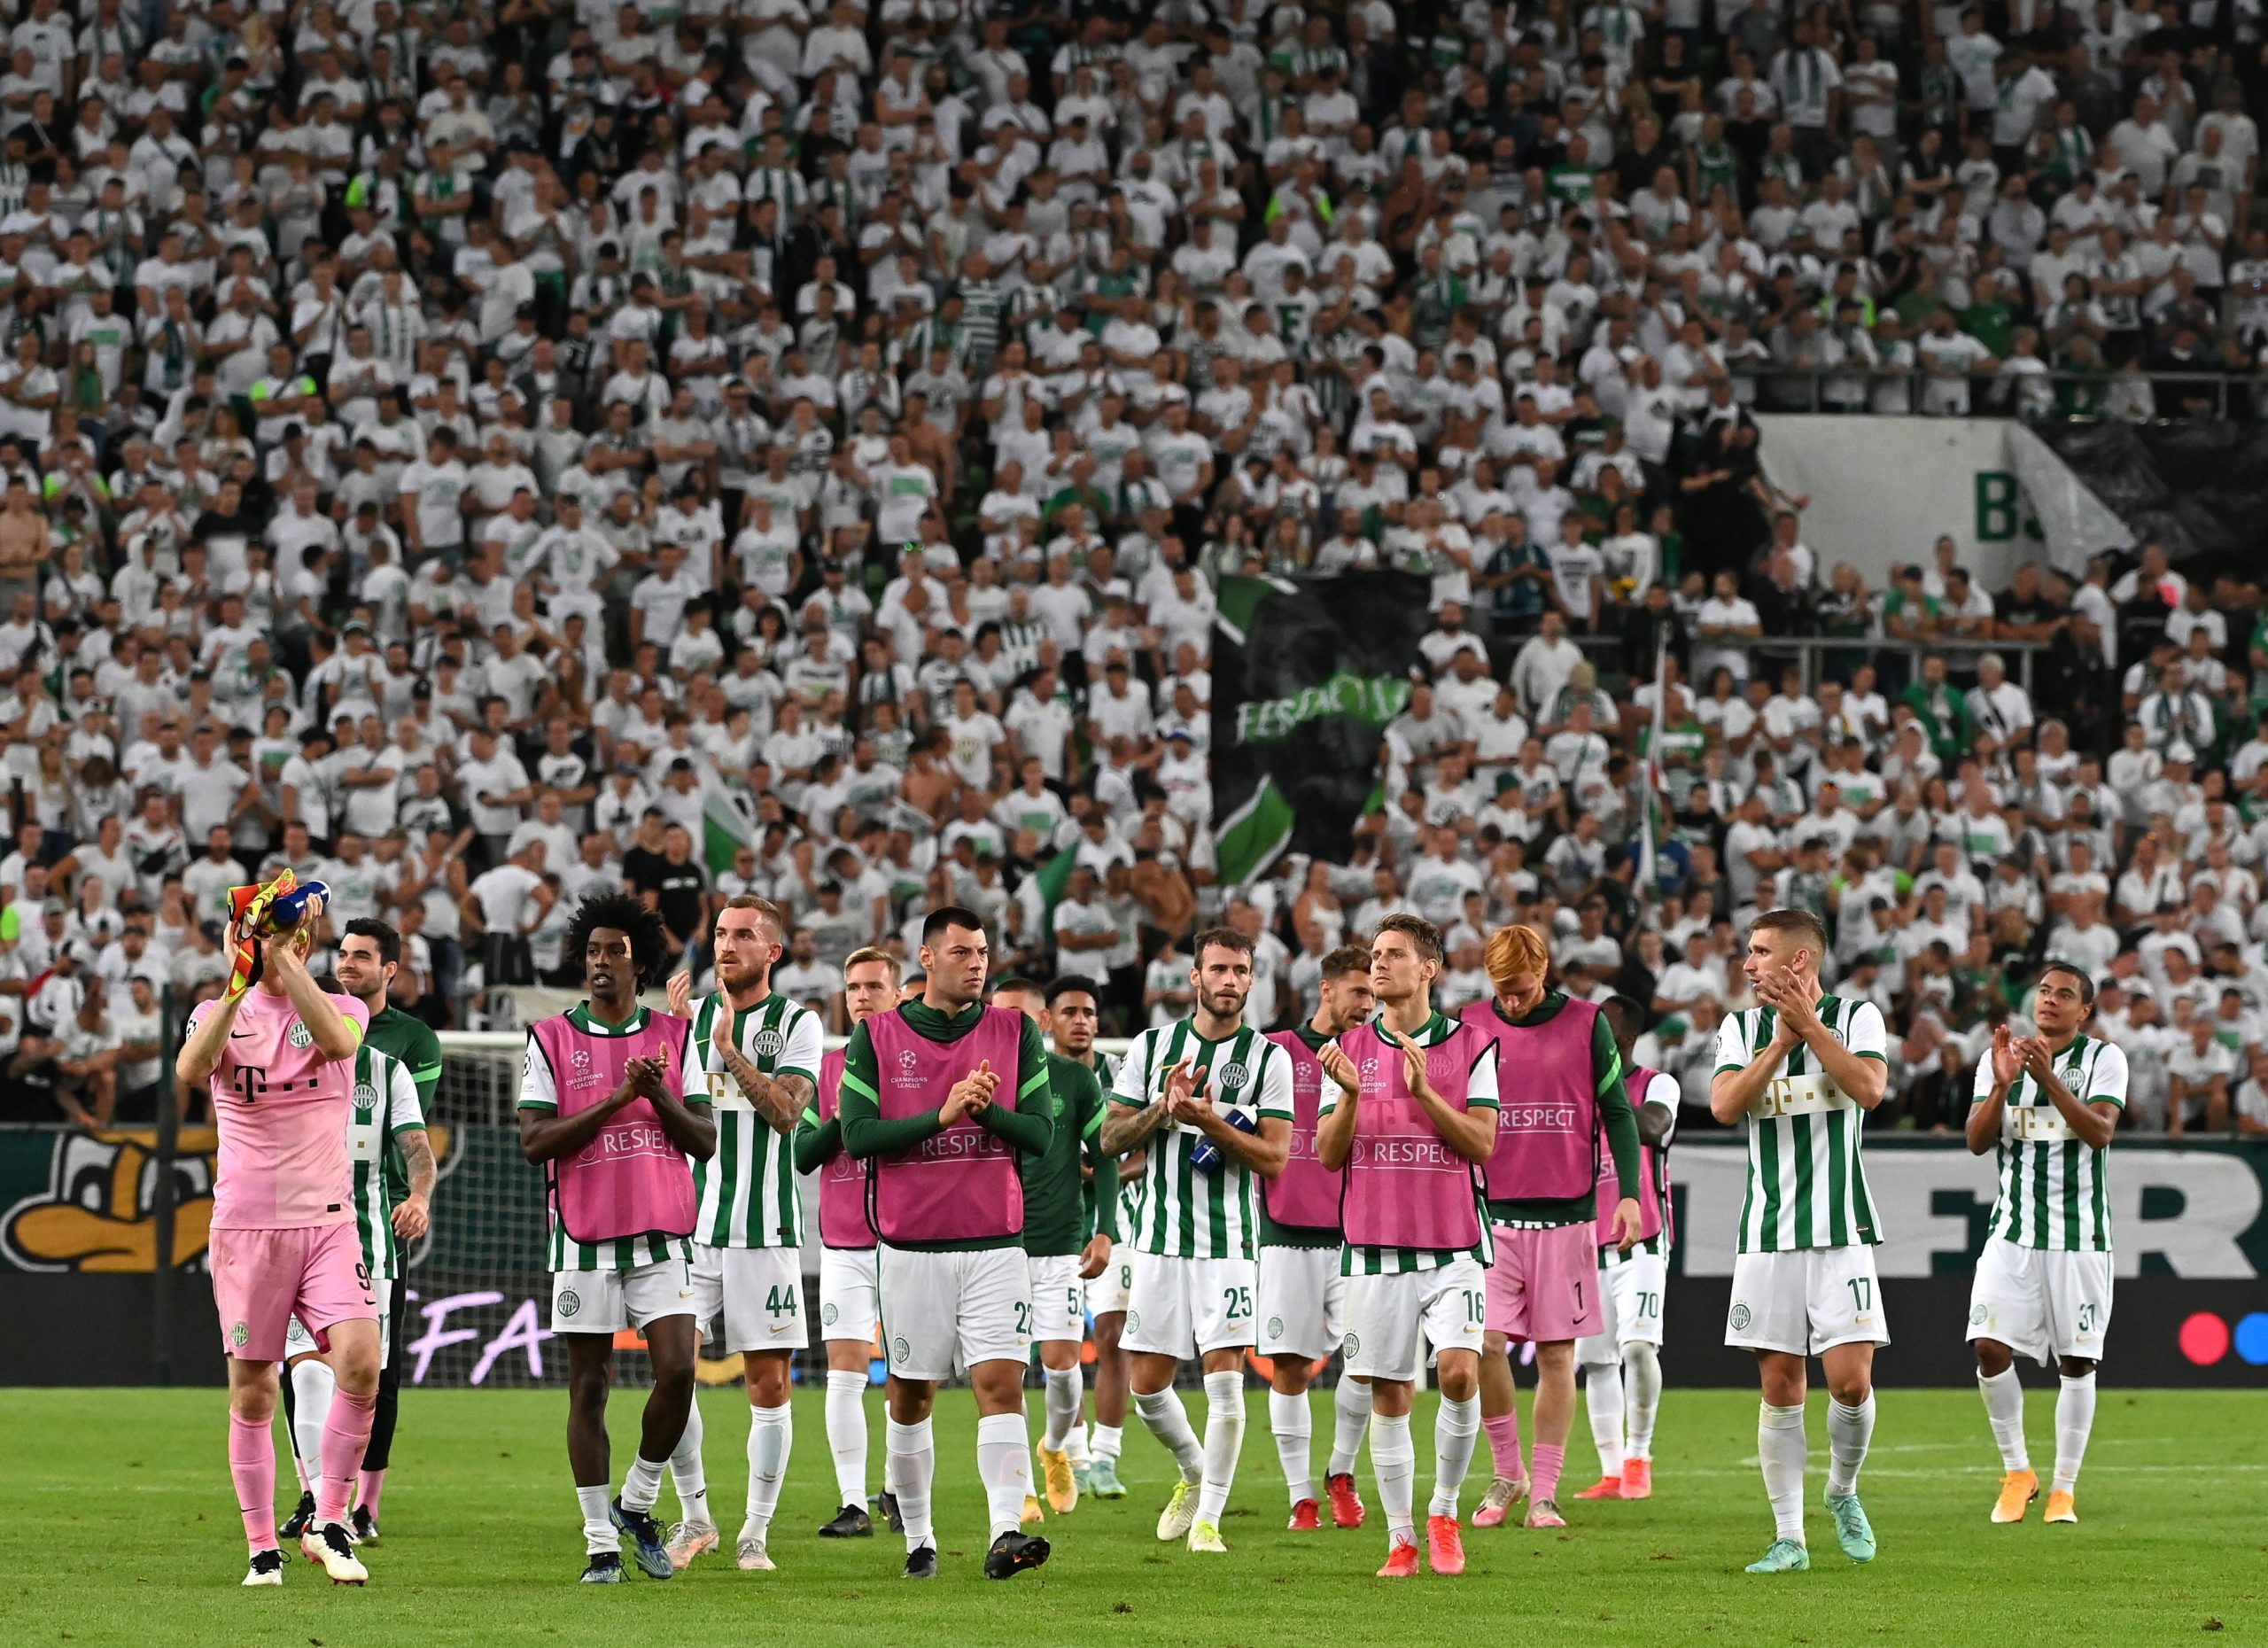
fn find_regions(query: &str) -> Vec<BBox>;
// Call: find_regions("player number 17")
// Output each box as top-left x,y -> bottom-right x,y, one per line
1846,1276 -> 1873,1311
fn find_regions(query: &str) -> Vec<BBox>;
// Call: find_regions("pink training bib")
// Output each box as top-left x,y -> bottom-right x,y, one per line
815,1045 -> 875,1250
1336,1020 -> 1487,1252
1262,1030 -> 1344,1233
866,1006 -> 1024,1245
532,1010 -> 698,1245
1593,1063 -> 1669,1246
1464,995 -> 1603,1203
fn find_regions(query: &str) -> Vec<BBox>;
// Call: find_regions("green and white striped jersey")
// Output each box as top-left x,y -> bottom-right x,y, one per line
517,1005 -> 701,1273
690,991 -> 825,1249
1321,1013 -> 1500,1277
346,1044 -> 424,1279
1111,1020 -> 1294,1261
1971,1035 -> 2125,1252
1714,997 -> 1888,1253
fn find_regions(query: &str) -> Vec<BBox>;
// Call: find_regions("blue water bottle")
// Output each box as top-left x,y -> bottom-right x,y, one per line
264,878 -> 331,934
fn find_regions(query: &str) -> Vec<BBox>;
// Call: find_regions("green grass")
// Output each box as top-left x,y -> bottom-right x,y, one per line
1,1385 -> 2263,1646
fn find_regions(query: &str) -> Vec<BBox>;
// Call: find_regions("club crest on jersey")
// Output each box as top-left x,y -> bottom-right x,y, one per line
1969,1303 -> 1988,1326
1342,1332 -> 1360,1357
821,1302 -> 839,1327
353,1080 -> 378,1112
750,1029 -> 784,1058
287,1020 -> 314,1049
1728,1302 -> 1751,1332
891,1335 -> 910,1364
1218,1062 -> 1247,1087
229,1320 -> 248,1348
558,1290 -> 581,1317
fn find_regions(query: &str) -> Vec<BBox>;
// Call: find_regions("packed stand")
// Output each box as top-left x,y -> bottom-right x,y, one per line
0,0 -> 2256,1141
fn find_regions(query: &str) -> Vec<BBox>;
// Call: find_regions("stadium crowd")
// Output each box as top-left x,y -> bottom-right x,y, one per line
0,0 -> 2259,1144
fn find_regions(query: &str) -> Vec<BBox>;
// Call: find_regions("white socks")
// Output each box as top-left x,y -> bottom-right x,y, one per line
743,1402 -> 791,1538
1133,1387 -> 1204,1481
824,1369 -> 867,1509
1979,1367 -> 2031,1472
1091,1423 -> 1123,1463
578,1482 -> 617,1554
976,1411 -> 1032,1541
1042,1364 -> 1084,1452
621,1450 -> 665,1515
1826,1395 -> 1874,1498
1370,1411 -> 1416,1542
885,1416 -> 935,1551
1197,1371 -> 1245,1523
1328,1376 -> 1373,1478
1270,1388 -> 1314,1505
2054,1372 -> 2095,1494
1428,1393 -> 1480,1519
670,1395 -> 710,1528
291,1357 -> 336,1481
1622,1342 -> 1662,1461
1583,1356 -> 1625,1477
1759,1402 -> 1807,1543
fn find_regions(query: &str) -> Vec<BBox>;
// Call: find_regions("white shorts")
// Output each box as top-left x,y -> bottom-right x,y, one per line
1577,1250 -> 1668,1362
688,1243 -> 808,1354
1967,1236 -> 2112,1367
551,1255 -> 698,1334
1341,1257 -> 1489,1382
876,1243 -> 1030,1380
1029,1252 -> 1089,1345
286,1278 -> 394,1362
1725,1247 -> 1890,1356
1124,1249 -> 1256,1358
818,1245 -> 880,1347
1085,1248 -> 1133,1318
1258,1242 -> 1347,1362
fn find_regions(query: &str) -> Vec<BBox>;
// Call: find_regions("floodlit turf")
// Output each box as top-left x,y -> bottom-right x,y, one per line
1,1384 -> 2262,1646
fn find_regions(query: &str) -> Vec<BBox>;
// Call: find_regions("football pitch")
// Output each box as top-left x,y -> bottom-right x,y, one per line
2,1385 -> 2262,1647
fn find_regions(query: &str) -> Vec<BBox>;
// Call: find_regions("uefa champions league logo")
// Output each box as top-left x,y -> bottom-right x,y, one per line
898,1049 -> 920,1071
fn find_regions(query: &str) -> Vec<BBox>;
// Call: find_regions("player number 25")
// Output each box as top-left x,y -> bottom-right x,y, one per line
1223,1285 -> 1252,1318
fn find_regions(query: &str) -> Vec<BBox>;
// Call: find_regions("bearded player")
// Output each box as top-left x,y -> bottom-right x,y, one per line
1967,962 -> 2124,1527
177,878 -> 377,1587
663,896 -> 825,1574
1317,915 -> 1499,1578
517,894 -> 714,1583
838,906 -> 1055,1581
1101,927 -> 1293,1555
1711,908 -> 1888,1574
1573,995 -> 1679,1502
1262,944 -> 1378,1530
796,947 -> 904,1535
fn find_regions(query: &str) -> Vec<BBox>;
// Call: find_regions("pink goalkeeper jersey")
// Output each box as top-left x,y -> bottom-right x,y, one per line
198,986 -> 371,1231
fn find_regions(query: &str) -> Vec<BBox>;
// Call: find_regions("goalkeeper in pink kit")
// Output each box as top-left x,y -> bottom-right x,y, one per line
177,876 -> 377,1587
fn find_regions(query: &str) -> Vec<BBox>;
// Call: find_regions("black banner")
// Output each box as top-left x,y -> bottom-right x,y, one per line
1209,572 -> 1432,885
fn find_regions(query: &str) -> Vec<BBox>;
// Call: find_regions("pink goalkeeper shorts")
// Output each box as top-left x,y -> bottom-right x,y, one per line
1485,1221 -> 1602,1343
209,1222 -> 375,1362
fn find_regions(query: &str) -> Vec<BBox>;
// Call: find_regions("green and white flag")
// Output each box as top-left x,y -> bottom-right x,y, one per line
1209,572 -> 1429,886
703,779 -> 759,877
